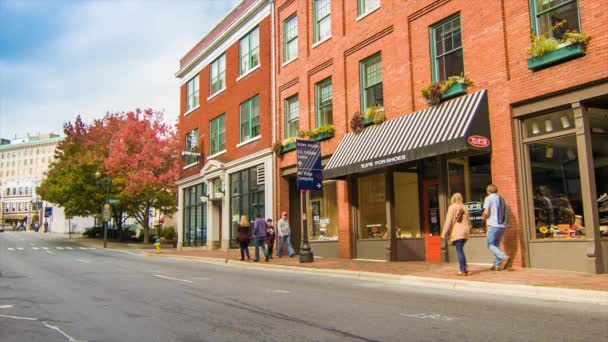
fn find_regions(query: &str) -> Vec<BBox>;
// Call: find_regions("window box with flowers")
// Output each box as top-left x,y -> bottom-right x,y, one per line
527,31 -> 588,71
306,124 -> 335,141
271,136 -> 298,155
421,74 -> 473,106
363,105 -> 385,126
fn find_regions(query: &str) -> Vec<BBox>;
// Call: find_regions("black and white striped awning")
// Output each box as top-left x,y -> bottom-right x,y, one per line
324,90 -> 491,179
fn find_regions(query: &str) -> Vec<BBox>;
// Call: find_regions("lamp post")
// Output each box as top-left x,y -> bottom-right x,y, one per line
95,170 -> 111,248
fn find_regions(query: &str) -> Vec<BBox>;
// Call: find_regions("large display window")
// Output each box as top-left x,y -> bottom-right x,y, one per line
358,173 -> 387,239
589,108 -> 608,238
309,181 -> 339,241
393,171 -> 421,238
183,183 -> 207,246
230,165 -> 265,247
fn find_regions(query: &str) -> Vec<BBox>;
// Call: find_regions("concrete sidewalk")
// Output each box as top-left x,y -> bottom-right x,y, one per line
144,248 -> 608,305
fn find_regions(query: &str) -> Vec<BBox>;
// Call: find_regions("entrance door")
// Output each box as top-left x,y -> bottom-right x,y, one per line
423,179 -> 441,261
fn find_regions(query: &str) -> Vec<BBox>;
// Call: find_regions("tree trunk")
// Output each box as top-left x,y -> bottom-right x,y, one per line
142,205 -> 150,243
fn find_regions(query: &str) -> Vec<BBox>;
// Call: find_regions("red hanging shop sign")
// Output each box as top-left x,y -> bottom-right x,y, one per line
467,135 -> 491,148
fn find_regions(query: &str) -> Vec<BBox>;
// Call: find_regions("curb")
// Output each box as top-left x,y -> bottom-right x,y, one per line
143,253 -> 608,306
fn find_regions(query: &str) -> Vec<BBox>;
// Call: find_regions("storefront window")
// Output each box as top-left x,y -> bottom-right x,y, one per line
358,173 -> 387,239
230,166 -> 265,247
528,135 -> 584,239
589,107 -> 608,238
309,181 -> 338,241
524,108 -> 574,138
183,183 -> 207,246
394,171 -> 421,238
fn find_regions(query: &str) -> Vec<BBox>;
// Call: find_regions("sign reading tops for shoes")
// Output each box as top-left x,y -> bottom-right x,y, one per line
296,140 -> 323,191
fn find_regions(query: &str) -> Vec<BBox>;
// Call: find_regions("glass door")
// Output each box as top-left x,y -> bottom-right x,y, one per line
423,179 -> 441,261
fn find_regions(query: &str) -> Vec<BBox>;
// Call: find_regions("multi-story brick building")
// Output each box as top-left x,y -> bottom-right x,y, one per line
273,0 -> 607,273
175,0 -> 275,250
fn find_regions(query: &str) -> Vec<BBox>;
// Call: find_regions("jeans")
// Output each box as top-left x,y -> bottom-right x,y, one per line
239,241 -> 250,260
453,239 -> 467,273
487,226 -> 507,266
277,235 -> 295,257
266,240 -> 274,257
254,237 -> 268,261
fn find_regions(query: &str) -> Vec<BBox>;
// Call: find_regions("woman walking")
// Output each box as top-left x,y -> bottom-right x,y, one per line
441,193 -> 471,276
237,215 -> 251,261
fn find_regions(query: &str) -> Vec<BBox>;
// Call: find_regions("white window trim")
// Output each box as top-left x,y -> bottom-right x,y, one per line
184,104 -> 200,117
236,135 -> 262,148
207,87 -> 227,101
282,57 -> 298,68
312,36 -> 331,49
183,162 -> 199,170
207,150 -> 227,160
236,64 -> 261,82
356,5 -> 381,22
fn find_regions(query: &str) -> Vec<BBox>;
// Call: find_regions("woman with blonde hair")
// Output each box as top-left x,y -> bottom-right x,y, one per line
441,192 -> 471,276
237,215 -> 251,261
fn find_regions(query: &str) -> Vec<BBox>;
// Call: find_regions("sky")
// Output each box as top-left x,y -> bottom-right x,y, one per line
0,0 -> 240,140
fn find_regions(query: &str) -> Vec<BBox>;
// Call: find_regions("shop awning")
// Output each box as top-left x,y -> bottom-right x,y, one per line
2,214 -> 27,220
324,90 -> 491,179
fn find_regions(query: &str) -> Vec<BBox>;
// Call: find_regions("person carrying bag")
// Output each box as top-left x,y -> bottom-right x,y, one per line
441,192 -> 471,276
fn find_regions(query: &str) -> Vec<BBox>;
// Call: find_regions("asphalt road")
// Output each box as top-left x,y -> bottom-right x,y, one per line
1,231 -> 607,342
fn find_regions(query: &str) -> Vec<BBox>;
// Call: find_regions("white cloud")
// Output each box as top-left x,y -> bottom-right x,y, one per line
0,0 -> 239,139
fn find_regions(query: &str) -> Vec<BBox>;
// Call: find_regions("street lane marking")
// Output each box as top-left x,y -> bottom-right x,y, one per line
17,247 -> 24,250
65,247 -> 73,250
41,321 -> 79,342
76,259 -> 90,263
79,247 -> 87,249
0,305 -> 14,309
7,248 -> 14,251
46,250 -> 54,255
400,313 -> 457,321
32,247 -> 39,250
153,274 -> 193,283
273,289 -> 291,294
0,314 -> 37,321
192,277 -> 210,280
42,247 -> 49,250
56,247 -> 64,250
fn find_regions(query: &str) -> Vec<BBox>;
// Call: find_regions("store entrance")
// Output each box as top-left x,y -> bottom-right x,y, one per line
423,179 -> 441,261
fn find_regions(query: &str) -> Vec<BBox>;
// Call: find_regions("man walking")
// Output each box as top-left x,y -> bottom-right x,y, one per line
252,213 -> 269,262
277,211 -> 295,258
482,184 -> 510,270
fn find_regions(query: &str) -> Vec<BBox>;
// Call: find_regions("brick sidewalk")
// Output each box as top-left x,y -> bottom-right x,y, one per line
160,248 -> 608,292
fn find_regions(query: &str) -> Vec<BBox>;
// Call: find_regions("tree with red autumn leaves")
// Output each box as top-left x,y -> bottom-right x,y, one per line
39,109 -> 179,243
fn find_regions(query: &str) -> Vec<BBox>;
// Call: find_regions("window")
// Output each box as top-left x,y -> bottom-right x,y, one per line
313,0 -> 331,43
590,108 -> 608,237
239,27 -> 260,76
284,95 -> 299,138
394,171 -> 421,238
209,54 -> 226,96
531,0 -> 580,40
186,75 -> 199,112
430,15 -> 463,82
183,183 -> 207,247
358,173 -> 387,239
184,129 -> 199,165
360,53 -> 383,111
309,181 -> 339,241
209,114 -> 226,155
358,0 -> 380,16
315,78 -> 332,127
283,15 -> 298,63
239,95 -> 260,142
230,165 -> 265,247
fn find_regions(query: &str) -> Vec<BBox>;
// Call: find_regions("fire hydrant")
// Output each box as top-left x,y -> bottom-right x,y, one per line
154,238 -> 161,254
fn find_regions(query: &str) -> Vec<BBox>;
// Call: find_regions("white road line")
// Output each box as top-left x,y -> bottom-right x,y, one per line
65,247 -> 73,250
42,247 -> 49,250
32,247 -> 39,250
41,321 -> 79,342
0,305 -> 14,309
79,247 -> 87,249
17,247 -> 24,250
106,249 -> 136,255
273,289 -> 291,294
46,250 -> 54,255
75,259 -> 90,263
400,313 -> 457,321
0,314 -> 37,321
153,274 -> 193,283
8,248 -> 14,251
88,247 -> 96,250
192,277 -> 210,280
56,247 -> 64,250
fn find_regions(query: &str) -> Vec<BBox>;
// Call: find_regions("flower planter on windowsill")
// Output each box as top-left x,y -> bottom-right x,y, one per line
527,42 -> 586,71
309,131 -> 334,141
281,142 -> 296,153
363,117 -> 374,126
426,83 -> 468,104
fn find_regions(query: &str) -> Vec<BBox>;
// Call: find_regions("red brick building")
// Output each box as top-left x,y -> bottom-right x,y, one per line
273,0 -> 608,273
175,0 -> 276,251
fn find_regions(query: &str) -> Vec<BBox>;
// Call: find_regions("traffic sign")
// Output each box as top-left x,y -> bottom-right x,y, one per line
109,199 -> 120,205
102,207 -> 112,221
44,207 -> 53,218
296,139 -> 322,191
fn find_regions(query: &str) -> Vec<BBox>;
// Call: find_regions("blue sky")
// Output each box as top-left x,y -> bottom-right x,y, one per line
0,0 -> 239,139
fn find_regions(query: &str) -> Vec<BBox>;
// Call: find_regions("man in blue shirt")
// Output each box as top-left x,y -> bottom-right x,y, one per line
252,213 -> 269,262
482,184 -> 510,270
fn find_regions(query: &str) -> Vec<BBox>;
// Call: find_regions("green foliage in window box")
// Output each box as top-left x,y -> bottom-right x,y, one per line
306,124 -> 335,141
363,105 -> 386,125
281,137 -> 297,152
422,74 -> 473,105
527,42 -> 586,70
526,35 -> 560,58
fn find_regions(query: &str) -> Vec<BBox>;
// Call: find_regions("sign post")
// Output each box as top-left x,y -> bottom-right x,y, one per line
296,139 -> 322,263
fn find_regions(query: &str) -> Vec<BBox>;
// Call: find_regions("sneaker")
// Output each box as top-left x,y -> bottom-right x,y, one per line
490,265 -> 499,271
289,253 -> 295,258
265,255 -> 269,262
499,256 -> 510,270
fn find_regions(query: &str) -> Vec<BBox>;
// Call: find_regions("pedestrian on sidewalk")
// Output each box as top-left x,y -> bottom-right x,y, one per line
252,213 -> 269,262
237,216 -> 251,261
266,218 -> 275,259
277,211 -> 295,258
441,192 -> 471,276
483,184 -> 510,270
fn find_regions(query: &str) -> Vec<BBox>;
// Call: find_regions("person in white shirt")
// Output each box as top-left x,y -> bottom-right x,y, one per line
277,211 -> 295,258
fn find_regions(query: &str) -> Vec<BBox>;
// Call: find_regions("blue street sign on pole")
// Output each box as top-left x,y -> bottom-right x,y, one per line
296,139 -> 323,191
44,207 -> 53,218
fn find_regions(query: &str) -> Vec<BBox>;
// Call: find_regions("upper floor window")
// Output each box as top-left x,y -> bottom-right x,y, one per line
315,78 -> 333,127
239,27 -> 260,76
358,0 -> 380,17
186,75 -> 199,112
283,15 -> 298,63
209,54 -> 226,96
430,15 -> 463,82
209,114 -> 226,155
531,0 -> 580,40
360,53 -> 383,111
239,95 -> 260,142
284,95 -> 299,138
184,129 -> 199,166
313,0 -> 331,43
